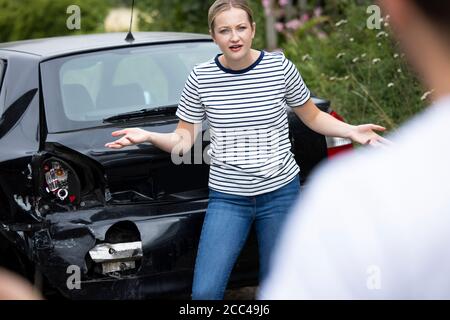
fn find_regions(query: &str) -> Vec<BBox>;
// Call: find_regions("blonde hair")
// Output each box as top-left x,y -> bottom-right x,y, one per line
208,0 -> 254,33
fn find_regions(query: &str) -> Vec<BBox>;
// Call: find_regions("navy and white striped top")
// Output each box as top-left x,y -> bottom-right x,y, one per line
176,50 -> 311,196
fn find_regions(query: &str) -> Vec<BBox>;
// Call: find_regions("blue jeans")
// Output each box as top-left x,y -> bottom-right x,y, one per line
191,174 -> 301,300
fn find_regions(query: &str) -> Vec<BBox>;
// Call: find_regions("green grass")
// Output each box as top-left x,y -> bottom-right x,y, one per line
282,3 -> 429,131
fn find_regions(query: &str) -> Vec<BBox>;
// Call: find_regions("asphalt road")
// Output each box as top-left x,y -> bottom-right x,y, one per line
224,286 -> 258,300
166,286 -> 258,300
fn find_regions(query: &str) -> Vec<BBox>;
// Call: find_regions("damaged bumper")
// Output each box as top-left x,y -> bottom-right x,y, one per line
25,199 -> 257,299
88,241 -> 143,274
33,200 -> 207,299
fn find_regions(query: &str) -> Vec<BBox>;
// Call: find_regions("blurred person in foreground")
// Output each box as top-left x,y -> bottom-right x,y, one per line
259,0 -> 450,299
0,268 -> 42,300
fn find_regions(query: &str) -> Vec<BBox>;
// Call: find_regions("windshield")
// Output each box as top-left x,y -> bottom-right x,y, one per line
41,41 -> 219,133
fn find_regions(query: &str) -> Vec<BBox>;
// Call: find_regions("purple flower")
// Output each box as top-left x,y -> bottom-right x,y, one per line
285,19 -> 302,30
275,22 -> 285,32
316,31 -> 327,39
300,13 -> 310,23
314,7 -> 323,17
262,0 -> 271,15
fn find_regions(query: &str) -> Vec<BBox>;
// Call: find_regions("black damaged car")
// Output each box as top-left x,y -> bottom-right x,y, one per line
0,32 -> 353,299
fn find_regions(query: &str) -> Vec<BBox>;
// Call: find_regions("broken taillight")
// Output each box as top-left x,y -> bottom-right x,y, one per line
326,110 -> 354,158
42,158 -> 80,204
44,161 -> 69,199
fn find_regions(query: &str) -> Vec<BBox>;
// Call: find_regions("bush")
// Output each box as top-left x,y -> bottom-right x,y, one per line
282,2 -> 428,130
137,0 -> 267,50
0,0 -> 109,42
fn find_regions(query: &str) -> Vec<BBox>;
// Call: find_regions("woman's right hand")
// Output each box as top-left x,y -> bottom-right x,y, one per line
105,128 -> 151,149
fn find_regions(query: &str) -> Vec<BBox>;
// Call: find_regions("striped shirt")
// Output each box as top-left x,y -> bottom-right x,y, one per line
176,50 -> 311,196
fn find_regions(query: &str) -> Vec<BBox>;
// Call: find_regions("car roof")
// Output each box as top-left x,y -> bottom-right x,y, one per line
0,32 -> 212,58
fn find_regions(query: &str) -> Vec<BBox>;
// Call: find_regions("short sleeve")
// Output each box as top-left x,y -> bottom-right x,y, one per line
176,69 -> 205,123
282,55 -> 311,108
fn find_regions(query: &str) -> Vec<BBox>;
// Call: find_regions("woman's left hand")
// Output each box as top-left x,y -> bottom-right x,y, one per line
348,124 -> 391,146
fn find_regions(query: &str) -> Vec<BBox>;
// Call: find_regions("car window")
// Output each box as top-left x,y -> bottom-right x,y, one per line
41,41 -> 220,133
112,54 -> 169,107
59,59 -> 103,121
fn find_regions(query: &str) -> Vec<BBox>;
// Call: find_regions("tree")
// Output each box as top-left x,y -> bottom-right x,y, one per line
0,0 -> 109,42
137,0 -> 266,49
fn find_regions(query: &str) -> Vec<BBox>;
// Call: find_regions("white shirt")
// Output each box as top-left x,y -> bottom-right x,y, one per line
259,96 -> 450,300
176,51 -> 310,196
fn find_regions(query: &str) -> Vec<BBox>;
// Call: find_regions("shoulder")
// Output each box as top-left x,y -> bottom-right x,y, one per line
262,51 -> 295,77
262,102 -> 450,299
300,102 -> 450,222
195,58 -> 216,70
186,59 -> 216,83
190,58 -> 218,80
193,57 -> 217,72
264,51 -> 297,74
263,50 -> 286,63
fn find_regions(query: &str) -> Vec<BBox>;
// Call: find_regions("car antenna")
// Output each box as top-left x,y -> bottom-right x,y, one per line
125,0 -> 135,43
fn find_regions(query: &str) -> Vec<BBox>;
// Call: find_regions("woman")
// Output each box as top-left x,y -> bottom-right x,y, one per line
105,0 -> 387,300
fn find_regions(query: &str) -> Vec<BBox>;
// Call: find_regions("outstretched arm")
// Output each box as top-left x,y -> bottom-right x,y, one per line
293,99 -> 389,146
105,119 -> 202,155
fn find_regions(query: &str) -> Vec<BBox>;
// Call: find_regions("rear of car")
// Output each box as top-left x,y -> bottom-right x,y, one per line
0,33 -> 352,299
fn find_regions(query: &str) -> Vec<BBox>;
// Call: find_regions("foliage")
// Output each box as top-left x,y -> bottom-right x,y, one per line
282,2 -> 428,130
0,0 -> 429,130
0,0 -> 109,42
136,0 -> 267,49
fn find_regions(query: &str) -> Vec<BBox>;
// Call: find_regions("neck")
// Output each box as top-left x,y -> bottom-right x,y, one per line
221,49 -> 259,70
